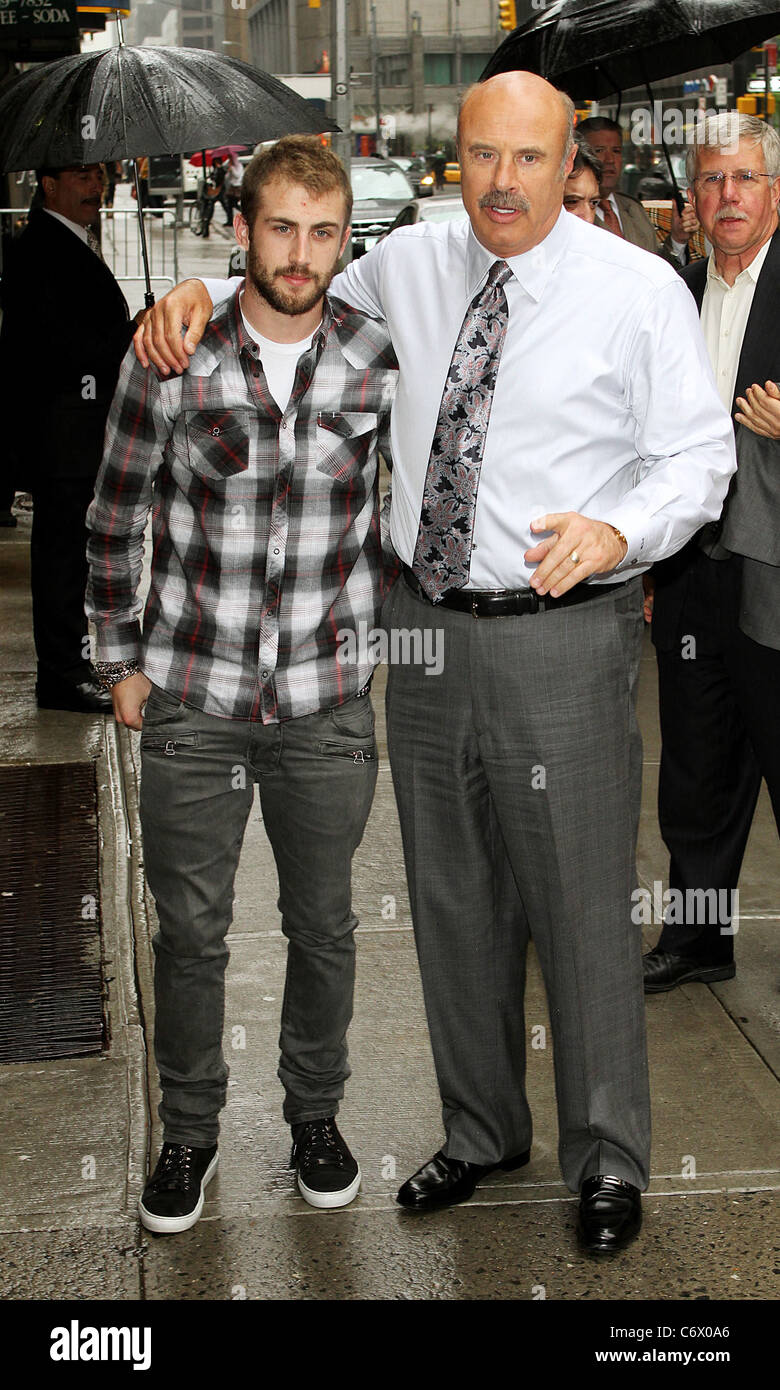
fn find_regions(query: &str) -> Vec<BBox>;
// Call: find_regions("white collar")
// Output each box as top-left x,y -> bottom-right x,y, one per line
465,206 -> 572,305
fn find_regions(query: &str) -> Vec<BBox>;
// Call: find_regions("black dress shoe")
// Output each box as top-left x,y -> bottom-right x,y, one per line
396,1147 -> 530,1211
643,947 -> 735,994
577,1175 -> 642,1254
36,673 -> 113,714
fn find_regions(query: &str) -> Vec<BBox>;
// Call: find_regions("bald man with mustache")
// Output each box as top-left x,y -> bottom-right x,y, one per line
135,75 -> 735,1254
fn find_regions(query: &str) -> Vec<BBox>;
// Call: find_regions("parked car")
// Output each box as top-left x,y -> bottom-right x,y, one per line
382,194 -> 466,238
443,162 -> 461,184
349,157 -> 416,256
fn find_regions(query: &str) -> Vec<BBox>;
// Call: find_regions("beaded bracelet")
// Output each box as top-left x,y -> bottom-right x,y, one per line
93,659 -> 141,690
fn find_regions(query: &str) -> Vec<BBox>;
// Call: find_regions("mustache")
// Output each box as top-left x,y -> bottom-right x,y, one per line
275,263 -> 314,278
713,207 -> 748,222
478,189 -> 531,213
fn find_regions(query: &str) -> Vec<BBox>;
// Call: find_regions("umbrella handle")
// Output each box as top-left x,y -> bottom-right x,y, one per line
643,80 -> 685,214
130,157 -> 155,307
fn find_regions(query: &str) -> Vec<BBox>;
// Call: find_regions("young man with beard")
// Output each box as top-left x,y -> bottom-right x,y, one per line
85,138 -> 398,1232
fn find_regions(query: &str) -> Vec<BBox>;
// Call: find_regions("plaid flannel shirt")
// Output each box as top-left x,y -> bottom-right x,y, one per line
86,290 -> 399,723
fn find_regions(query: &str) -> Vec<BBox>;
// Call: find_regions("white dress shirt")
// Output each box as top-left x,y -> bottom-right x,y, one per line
205,208 -> 735,588
699,238 -> 771,409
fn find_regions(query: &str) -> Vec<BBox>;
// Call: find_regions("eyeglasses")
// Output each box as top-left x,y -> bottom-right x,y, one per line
694,170 -> 778,190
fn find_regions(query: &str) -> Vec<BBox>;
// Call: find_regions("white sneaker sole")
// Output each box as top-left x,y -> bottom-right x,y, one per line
297,1164 -> 361,1209
138,1150 -> 219,1234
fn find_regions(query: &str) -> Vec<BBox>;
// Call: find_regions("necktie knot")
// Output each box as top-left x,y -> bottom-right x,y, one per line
487,259 -> 513,290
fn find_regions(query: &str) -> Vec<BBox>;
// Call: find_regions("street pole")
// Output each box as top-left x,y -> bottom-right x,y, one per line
330,0 -> 353,260
371,3 -> 381,154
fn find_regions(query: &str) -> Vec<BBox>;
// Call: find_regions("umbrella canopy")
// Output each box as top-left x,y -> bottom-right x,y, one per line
0,44 -> 336,174
482,0 -> 780,99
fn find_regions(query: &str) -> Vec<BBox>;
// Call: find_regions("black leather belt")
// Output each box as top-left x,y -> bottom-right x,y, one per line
402,564 -> 628,618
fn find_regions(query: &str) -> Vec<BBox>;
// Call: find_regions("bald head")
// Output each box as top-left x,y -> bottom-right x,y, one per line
457,72 -> 576,175
456,71 -> 577,258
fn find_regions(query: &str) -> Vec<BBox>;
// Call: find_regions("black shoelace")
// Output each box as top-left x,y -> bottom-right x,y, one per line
296,1120 -> 345,1168
151,1144 -> 197,1191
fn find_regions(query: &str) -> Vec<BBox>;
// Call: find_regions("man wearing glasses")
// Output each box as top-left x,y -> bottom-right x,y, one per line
647,113 -> 780,992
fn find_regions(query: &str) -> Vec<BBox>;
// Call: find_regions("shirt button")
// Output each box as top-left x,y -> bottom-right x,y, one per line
261,670 -> 269,679
273,548 -> 280,555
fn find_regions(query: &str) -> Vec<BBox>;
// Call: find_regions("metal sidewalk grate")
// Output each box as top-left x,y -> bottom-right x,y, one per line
0,763 -> 106,1062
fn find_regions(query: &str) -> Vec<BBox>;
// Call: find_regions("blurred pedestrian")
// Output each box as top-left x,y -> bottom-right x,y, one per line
224,150 -> 244,220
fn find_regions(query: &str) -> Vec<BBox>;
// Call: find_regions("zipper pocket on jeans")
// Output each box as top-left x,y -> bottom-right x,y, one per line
317,741 -> 376,764
141,734 -> 199,757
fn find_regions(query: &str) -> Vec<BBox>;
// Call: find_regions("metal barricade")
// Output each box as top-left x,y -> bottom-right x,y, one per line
0,206 -> 179,308
99,206 -> 179,306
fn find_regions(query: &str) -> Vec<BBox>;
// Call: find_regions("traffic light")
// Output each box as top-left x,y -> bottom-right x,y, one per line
498,1 -> 517,31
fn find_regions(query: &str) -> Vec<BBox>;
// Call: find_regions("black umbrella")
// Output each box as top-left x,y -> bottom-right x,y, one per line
482,0 -> 780,96
482,1 -> 780,208
0,35 -> 337,303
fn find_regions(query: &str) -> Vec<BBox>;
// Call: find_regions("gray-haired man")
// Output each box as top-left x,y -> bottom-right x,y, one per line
648,113 -> 780,992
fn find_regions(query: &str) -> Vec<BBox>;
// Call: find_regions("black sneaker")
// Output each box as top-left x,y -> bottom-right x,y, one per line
290,1118 -> 361,1209
138,1142 -> 218,1234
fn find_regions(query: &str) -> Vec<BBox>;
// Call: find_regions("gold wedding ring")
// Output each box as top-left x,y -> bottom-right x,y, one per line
569,550 -> 580,564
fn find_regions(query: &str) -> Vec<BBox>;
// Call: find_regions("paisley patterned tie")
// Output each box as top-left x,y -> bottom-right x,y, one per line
412,259 -> 513,602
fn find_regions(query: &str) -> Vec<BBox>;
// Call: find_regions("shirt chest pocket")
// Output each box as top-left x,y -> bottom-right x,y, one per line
315,411 -> 379,485
183,410 -> 252,484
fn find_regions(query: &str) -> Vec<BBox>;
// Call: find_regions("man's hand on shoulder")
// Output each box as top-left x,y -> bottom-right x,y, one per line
525,512 -> 628,597
132,279 -> 214,375
112,671 -> 153,731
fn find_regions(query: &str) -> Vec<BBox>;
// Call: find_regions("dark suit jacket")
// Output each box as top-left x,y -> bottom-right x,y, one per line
652,225 -> 780,651
0,209 -> 135,487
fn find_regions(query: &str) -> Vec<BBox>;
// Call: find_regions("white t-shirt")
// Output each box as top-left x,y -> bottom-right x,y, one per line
239,293 -> 314,412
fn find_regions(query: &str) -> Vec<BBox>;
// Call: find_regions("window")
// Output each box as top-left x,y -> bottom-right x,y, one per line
377,55 -> 408,88
424,53 -> 453,85
460,54 -> 492,83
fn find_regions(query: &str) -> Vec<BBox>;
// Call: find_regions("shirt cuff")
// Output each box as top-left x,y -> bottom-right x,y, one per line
599,508 -> 650,572
91,620 -> 143,664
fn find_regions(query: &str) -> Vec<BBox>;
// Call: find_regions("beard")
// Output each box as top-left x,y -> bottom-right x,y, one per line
246,244 -> 336,317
